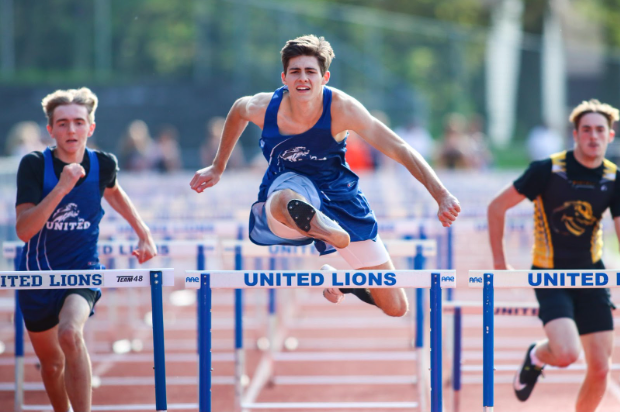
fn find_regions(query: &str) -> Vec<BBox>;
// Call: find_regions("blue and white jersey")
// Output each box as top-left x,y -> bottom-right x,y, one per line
249,86 -> 377,254
19,147 -> 104,271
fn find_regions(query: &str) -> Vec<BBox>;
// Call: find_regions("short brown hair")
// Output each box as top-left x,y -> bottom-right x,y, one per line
569,99 -> 619,129
281,35 -> 335,76
41,87 -> 98,126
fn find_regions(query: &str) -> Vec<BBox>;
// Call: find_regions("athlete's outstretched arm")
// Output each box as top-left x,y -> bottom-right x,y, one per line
488,184 -> 526,269
332,91 -> 460,227
16,163 -> 85,242
104,182 -> 156,263
190,93 -> 270,193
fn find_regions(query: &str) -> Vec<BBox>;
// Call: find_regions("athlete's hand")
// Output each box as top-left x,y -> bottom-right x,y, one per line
57,163 -> 86,195
436,192 -> 461,227
133,234 -> 157,264
190,165 -> 223,193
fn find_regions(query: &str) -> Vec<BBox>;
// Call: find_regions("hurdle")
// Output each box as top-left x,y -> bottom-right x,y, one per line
186,268 -> 456,412
3,240 -> 218,340
468,269 -> 620,412
0,265 -> 173,412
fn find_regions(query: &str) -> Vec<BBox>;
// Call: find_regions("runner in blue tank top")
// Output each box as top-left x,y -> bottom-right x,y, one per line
15,88 -> 157,412
191,35 -> 461,317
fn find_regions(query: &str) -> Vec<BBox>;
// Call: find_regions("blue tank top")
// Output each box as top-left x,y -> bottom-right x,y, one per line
19,147 -> 104,271
252,86 -> 377,250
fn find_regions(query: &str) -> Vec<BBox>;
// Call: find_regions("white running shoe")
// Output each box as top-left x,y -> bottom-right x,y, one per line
321,264 -> 344,304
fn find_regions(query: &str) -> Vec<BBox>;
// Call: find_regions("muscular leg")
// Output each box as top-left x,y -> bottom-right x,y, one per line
28,326 -> 70,412
268,189 -> 350,248
575,331 -> 613,412
534,318 -> 581,367
365,259 -> 408,318
57,294 -> 93,412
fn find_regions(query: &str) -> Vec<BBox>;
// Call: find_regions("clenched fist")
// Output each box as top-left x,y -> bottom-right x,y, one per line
57,163 -> 86,195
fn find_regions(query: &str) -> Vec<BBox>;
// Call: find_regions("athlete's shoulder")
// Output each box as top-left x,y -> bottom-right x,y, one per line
244,92 -> 273,113
329,87 -> 367,117
93,149 -> 119,170
602,157 -> 617,181
18,151 -> 45,168
329,87 -> 357,106
548,150 -> 567,173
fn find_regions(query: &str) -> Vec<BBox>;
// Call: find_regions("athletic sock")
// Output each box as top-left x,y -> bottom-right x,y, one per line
530,344 -> 545,368
340,288 -> 377,307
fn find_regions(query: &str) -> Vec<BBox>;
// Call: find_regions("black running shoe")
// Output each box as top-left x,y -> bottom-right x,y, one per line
514,343 -> 544,401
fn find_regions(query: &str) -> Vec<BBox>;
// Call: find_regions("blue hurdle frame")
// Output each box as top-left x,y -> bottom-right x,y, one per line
7,246 -> 169,412
482,272 -> 495,412
196,271 -> 446,412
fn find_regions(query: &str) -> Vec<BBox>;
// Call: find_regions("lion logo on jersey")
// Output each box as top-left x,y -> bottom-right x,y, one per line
280,147 -> 310,162
551,200 -> 597,236
51,203 -> 79,222
46,203 -> 91,231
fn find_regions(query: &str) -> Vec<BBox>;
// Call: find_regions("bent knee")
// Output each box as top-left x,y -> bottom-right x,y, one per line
58,326 -> 85,354
39,358 -> 64,380
382,300 -> 409,317
588,361 -> 611,381
553,348 -> 580,367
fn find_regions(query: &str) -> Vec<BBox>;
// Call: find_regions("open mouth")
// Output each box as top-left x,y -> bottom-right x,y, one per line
296,86 -> 310,92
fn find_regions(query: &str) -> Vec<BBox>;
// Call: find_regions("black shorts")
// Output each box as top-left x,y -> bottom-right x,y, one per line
533,262 -> 614,335
22,289 -> 101,333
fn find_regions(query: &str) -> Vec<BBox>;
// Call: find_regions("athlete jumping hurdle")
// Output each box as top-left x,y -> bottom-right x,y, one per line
190,34 -> 460,317
15,88 -> 157,412
488,99 -> 620,411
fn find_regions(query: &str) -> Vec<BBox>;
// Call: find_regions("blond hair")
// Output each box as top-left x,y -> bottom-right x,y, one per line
41,87 -> 98,126
568,99 -> 619,129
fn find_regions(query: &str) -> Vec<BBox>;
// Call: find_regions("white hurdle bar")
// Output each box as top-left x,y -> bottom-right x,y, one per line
218,238 -> 437,412
468,269 -> 620,412
0,268 -> 174,412
186,269 -> 456,412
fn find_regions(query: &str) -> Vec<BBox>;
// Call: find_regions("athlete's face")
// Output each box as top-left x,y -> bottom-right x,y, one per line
281,55 -> 330,101
47,104 -> 95,158
573,112 -> 615,161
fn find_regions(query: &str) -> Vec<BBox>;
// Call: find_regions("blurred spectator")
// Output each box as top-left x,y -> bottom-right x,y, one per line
5,121 -> 45,157
394,119 -> 434,161
467,114 -> 493,169
151,124 -> 183,172
201,116 -> 246,168
345,131 -> 374,173
436,113 -> 472,169
526,123 -> 564,161
118,120 -> 153,171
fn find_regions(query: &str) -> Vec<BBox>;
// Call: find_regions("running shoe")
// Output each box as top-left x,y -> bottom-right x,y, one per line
321,264 -> 344,304
287,199 -> 350,248
514,343 -> 544,401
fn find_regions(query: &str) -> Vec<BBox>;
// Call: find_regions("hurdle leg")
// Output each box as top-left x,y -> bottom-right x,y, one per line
150,270 -> 168,412
430,273 -> 443,412
14,291 -> 24,412
414,288 -> 426,412
452,306 -> 462,412
199,274 -> 212,412
13,250 -> 24,412
235,288 -> 245,412
483,273 -> 494,412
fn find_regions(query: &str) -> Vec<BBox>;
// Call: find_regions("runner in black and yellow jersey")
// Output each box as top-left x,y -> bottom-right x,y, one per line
488,99 -> 620,412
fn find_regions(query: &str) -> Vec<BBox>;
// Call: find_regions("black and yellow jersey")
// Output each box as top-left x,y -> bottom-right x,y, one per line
514,150 -> 620,269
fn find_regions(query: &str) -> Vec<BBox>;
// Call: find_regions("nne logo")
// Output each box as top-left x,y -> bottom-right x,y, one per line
469,277 -> 483,283
186,277 -> 200,283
